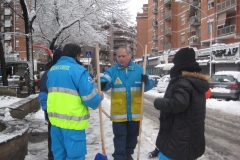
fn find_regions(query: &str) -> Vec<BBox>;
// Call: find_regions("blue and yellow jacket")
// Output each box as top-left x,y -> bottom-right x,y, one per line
47,56 -> 102,130
100,60 -> 154,122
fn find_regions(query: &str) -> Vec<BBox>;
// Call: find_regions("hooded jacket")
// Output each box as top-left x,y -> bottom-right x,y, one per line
154,71 -> 211,160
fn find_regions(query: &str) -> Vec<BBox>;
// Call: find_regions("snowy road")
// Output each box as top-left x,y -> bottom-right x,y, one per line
143,92 -> 240,160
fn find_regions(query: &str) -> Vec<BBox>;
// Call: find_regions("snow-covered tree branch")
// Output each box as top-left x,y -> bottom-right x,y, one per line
32,0 -> 131,50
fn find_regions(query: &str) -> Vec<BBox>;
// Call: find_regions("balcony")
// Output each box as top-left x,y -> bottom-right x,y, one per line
217,25 -> 235,37
126,37 -> 134,41
4,8 -> 12,16
164,0 -> 171,5
152,20 -> 158,28
4,20 -> 12,27
152,34 -> 158,41
188,36 -> 200,46
164,43 -> 171,50
189,16 -> 200,26
114,35 -> 126,40
217,0 -> 236,13
164,11 -> 172,20
114,42 -> 125,47
151,47 -> 158,53
164,27 -> 171,35
188,0 -> 199,6
152,8 -> 158,15
4,33 -> 12,41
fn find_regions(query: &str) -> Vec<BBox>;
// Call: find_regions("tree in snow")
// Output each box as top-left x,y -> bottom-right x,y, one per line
32,0 -> 131,51
20,0 -> 36,95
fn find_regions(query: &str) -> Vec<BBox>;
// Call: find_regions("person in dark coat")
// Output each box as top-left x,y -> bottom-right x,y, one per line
153,47 -> 211,160
38,49 -> 63,160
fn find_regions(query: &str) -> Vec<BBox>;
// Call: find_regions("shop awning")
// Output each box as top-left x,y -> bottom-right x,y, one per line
217,12 -> 226,27
211,60 -> 236,64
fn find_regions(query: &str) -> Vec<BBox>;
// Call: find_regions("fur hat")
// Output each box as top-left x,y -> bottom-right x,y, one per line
52,49 -> 63,64
173,47 -> 196,65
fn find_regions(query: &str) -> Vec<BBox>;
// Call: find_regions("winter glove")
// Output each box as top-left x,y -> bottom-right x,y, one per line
101,82 -> 107,91
141,74 -> 148,84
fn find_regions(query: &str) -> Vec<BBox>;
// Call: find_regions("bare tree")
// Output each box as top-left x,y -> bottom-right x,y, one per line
20,0 -> 36,95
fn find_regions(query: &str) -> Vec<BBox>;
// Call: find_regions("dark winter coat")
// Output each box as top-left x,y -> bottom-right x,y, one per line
154,71 -> 211,160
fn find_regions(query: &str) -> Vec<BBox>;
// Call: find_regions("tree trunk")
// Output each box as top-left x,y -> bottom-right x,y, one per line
0,40 -> 8,86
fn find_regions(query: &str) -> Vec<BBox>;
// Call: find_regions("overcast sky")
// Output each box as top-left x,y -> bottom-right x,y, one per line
127,0 -> 148,24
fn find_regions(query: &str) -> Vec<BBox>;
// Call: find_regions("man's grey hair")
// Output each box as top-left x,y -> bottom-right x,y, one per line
116,46 -> 132,56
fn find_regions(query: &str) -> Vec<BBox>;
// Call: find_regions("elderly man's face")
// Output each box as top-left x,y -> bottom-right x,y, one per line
117,49 -> 131,68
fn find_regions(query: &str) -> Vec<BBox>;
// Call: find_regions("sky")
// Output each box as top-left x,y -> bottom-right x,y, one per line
127,0 -> 148,24
0,89 -> 240,159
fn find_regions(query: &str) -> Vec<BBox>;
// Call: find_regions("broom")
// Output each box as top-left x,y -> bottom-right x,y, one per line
137,45 -> 148,160
94,43 -> 108,160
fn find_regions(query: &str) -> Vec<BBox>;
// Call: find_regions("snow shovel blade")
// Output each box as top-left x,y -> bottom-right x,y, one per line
94,153 -> 108,160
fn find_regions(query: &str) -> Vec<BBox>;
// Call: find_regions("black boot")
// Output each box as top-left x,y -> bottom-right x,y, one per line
148,148 -> 159,158
126,155 -> 134,160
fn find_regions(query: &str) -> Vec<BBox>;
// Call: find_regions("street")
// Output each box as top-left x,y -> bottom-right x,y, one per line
143,93 -> 240,160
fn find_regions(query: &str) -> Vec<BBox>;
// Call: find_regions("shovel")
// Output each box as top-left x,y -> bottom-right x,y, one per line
94,43 -> 108,160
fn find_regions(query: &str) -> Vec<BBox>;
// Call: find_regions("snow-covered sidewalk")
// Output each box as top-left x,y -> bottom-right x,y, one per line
24,93 -> 157,160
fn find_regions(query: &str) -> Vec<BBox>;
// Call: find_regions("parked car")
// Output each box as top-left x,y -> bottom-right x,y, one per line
0,76 -> 2,85
8,75 -> 20,86
149,75 -> 161,87
209,71 -> 240,100
157,75 -> 170,93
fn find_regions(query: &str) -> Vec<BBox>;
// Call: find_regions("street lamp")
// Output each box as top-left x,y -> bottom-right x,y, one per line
135,40 -> 145,66
175,0 -> 213,76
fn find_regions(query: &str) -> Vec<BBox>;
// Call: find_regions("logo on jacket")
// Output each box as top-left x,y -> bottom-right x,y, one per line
88,76 -> 93,83
114,77 -> 122,84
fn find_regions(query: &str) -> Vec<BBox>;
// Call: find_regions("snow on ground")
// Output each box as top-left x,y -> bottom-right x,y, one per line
0,88 -> 240,159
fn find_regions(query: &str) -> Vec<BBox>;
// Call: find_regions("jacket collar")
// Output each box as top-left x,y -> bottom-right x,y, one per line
117,60 -> 134,71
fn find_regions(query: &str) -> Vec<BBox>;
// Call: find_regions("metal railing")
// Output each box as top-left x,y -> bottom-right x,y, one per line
164,43 -> 171,50
164,27 -> 171,35
217,0 -> 236,12
164,11 -> 172,20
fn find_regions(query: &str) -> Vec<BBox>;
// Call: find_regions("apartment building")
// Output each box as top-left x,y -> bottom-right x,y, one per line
90,21 -> 136,75
136,0 -> 240,75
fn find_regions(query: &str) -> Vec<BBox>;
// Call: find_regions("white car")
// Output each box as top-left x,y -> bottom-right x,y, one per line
8,75 -> 20,86
157,75 -> 170,93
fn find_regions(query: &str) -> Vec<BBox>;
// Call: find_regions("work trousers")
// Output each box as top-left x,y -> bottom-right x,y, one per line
51,125 -> 86,160
112,121 -> 140,160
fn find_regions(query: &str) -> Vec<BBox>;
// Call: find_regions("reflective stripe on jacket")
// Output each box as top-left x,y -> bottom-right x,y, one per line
47,56 -> 102,130
101,60 -> 154,122
47,87 -> 90,130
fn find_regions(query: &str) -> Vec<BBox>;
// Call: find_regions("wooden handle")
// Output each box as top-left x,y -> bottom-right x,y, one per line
95,43 -> 107,155
137,45 -> 148,160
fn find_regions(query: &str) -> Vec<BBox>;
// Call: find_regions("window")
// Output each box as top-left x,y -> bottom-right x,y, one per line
208,0 -> 214,10
161,23 -> 164,32
181,2 -> 185,7
181,16 -> 185,25
181,33 -> 185,44
16,15 -> 19,21
1,15 -> 3,20
160,38 -> 164,47
207,21 -> 214,33
16,40 -> 19,47
161,8 -> 164,17
16,28 -> 19,32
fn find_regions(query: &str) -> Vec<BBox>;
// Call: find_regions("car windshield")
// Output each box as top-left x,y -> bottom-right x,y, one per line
212,75 -> 235,82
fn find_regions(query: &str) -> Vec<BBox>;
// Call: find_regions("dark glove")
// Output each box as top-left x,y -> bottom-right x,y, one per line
101,82 -> 107,91
141,74 -> 148,84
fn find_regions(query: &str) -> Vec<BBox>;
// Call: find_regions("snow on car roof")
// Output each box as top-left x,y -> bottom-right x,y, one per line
214,71 -> 240,82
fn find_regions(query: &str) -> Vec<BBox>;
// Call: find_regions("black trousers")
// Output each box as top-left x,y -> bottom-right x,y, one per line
45,111 -> 53,159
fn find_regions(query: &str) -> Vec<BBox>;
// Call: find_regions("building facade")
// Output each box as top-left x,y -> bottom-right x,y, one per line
136,0 -> 240,76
